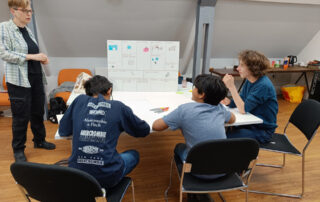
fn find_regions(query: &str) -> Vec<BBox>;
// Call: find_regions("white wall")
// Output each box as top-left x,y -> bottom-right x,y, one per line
1,0 -> 319,97
298,30 -> 320,63
33,0 -> 320,59
296,29 -> 320,98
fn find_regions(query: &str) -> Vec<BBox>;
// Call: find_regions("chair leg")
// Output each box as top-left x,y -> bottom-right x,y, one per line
247,154 -> 303,198
16,184 -> 31,202
218,192 -> 226,202
245,188 -> 248,202
164,157 -> 175,201
131,180 -> 135,202
256,153 -> 286,168
247,189 -> 302,198
301,154 -> 305,197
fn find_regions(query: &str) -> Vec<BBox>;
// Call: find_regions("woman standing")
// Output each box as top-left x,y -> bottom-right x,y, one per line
0,0 -> 55,162
222,50 -> 278,144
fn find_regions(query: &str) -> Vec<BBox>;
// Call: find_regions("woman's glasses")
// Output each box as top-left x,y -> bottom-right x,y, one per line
14,8 -> 33,15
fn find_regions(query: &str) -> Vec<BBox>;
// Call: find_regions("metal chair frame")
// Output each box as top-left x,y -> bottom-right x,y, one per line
250,100 -> 320,198
165,139 -> 259,202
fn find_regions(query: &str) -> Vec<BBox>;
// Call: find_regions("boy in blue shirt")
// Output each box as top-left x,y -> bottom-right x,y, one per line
153,74 -> 235,165
59,75 -> 150,188
222,50 -> 278,144
153,74 -> 235,202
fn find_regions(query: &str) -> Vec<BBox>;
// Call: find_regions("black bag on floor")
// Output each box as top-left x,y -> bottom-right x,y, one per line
48,97 -> 67,123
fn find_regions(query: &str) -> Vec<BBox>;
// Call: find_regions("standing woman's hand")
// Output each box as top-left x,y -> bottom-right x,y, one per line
41,57 -> 49,65
26,53 -> 49,64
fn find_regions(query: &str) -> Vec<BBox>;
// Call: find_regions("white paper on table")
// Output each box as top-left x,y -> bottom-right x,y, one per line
226,108 -> 263,126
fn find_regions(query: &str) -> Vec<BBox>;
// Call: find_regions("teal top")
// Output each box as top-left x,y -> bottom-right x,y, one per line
230,75 -> 278,132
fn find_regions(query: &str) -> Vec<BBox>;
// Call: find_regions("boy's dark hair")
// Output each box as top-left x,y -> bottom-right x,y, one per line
84,75 -> 113,96
194,74 -> 227,105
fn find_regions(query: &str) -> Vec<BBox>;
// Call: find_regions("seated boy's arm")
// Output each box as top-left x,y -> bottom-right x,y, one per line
152,118 -> 169,131
59,110 -> 73,136
227,112 -> 236,124
58,96 -> 82,136
121,104 -> 150,137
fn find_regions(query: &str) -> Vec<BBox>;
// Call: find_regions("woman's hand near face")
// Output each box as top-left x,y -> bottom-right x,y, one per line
222,74 -> 235,90
223,73 -> 245,114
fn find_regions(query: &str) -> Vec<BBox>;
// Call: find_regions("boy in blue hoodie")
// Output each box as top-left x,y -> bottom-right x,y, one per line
59,75 -> 150,188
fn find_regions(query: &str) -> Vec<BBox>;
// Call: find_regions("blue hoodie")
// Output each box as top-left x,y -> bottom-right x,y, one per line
59,94 -> 150,187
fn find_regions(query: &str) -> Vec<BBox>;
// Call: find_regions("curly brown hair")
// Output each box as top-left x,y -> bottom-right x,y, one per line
238,50 -> 270,78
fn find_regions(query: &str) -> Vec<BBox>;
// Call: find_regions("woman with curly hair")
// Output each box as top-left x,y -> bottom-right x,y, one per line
222,50 -> 278,144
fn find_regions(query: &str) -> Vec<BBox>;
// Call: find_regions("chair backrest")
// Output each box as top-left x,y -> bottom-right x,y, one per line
58,68 -> 92,86
186,138 -> 259,175
10,161 -> 103,202
289,99 -> 320,140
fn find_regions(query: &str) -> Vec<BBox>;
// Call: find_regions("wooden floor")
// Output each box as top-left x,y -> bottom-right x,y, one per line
1,98 -> 320,202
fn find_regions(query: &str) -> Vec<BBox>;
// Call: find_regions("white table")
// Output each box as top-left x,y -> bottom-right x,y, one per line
55,91 -> 262,139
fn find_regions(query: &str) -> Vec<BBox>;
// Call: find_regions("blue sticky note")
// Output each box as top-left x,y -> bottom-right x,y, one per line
108,45 -> 118,51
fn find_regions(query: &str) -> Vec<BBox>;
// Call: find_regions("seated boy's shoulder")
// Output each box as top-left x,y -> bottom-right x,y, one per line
74,94 -> 88,102
111,100 -> 123,106
180,102 -> 197,107
179,102 -> 203,110
110,100 -> 128,110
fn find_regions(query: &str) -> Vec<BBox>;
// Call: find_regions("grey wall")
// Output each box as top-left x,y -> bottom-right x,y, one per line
1,0 -> 320,95
212,0 -> 320,57
0,1 -> 9,21
32,0 -> 320,59
0,1 -> 9,81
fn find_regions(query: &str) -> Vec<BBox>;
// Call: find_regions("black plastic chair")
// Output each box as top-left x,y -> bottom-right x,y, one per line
10,161 -> 135,202
251,99 -> 320,198
165,138 -> 259,202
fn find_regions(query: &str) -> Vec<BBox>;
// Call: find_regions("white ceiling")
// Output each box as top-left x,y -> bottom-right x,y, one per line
1,0 -> 320,58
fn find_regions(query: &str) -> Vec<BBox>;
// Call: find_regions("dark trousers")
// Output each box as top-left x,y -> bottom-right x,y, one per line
7,74 -> 46,152
226,125 -> 272,144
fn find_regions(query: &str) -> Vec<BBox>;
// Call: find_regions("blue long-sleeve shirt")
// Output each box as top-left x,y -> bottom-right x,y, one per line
230,75 -> 278,132
59,94 -> 150,187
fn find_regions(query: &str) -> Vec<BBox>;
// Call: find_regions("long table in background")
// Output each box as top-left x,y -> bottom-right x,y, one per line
55,91 -> 262,139
209,66 -> 320,94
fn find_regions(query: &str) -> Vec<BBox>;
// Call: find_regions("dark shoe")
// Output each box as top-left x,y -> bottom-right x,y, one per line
195,194 -> 214,202
187,194 -> 198,202
14,151 -> 27,162
34,141 -> 56,150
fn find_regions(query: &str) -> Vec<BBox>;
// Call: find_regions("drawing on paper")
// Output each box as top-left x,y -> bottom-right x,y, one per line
108,45 -> 118,51
107,40 -> 179,92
